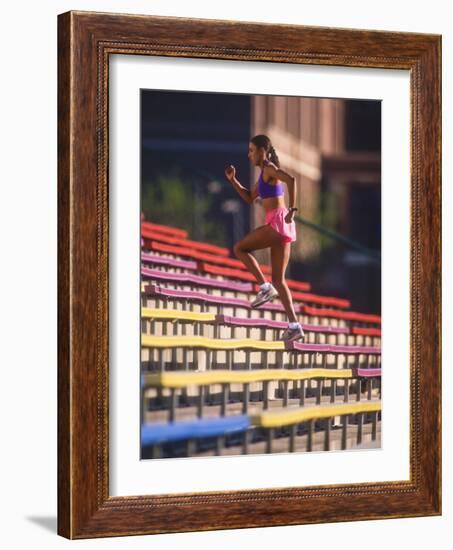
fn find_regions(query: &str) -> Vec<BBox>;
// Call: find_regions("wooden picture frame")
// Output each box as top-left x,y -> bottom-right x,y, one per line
57,10 -> 441,539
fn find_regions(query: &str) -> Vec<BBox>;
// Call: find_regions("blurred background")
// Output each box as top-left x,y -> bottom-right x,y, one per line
141,90 -> 381,314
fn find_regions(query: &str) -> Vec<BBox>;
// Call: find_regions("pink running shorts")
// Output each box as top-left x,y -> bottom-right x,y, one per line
265,207 -> 297,243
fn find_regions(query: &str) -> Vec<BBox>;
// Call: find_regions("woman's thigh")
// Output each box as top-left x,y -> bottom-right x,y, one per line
237,224 -> 283,252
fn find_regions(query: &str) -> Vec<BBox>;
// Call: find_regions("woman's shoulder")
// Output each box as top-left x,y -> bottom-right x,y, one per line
263,159 -> 278,171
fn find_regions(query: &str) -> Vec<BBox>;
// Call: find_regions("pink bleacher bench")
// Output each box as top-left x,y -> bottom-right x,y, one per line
145,239 -> 273,274
201,262 -> 311,291
142,225 -> 230,257
288,291 -> 349,309
141,221 -> 187,239
351,327 -> 382,337
303,305 -> 381,325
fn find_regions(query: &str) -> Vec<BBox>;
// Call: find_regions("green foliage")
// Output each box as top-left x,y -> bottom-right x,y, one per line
142,170 -> 227,247
316,189 -> 340,252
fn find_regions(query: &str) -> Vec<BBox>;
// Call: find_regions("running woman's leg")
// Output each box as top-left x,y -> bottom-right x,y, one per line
270,242 -> 298,323
233,225 -> 282,284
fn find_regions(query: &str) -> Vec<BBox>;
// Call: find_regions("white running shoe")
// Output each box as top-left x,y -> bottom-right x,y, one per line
251,284 -> 279,308
281,325 -> 305,342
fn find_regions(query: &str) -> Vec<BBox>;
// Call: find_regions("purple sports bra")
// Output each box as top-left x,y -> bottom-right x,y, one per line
257,159 -> 284,199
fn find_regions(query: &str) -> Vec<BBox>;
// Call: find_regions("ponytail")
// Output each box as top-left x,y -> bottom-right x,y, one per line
251,134 -> 280,167
267,143 -> 280,168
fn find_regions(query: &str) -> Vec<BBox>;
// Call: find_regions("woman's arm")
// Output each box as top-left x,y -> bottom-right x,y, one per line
230,176 -> 254,204
225,165 -> 256,205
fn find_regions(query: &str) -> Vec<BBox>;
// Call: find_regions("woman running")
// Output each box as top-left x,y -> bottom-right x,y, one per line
224,134 -> 305,342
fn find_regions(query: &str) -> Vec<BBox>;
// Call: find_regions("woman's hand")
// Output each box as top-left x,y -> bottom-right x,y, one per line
285,208 -> 295,224
224,165 -> 236,182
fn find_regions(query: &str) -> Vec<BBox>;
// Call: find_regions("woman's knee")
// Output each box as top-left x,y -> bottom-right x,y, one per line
233,241 -> 245,258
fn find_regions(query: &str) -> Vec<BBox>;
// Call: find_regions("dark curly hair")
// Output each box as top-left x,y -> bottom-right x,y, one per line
250,134 -> 280,168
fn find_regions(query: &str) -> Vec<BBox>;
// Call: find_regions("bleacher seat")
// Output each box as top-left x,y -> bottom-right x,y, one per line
140,220 -> 382,457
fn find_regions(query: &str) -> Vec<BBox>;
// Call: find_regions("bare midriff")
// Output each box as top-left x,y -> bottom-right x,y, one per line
262,194 -> 286,213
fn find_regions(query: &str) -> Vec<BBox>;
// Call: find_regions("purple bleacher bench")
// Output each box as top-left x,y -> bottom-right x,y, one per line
215,314 -> 349,334
144,284 -> 301,313
142,252 -> 198,271
285,340 -> 381,354
142,266 -> 253,292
